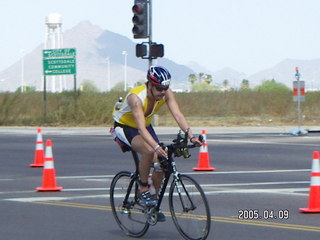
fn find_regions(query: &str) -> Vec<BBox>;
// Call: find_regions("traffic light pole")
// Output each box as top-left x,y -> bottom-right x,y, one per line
148,0 -> 152,67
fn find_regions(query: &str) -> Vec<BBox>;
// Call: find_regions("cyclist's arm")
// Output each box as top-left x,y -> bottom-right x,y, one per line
165,89 -> 201,145
165,89 -> 189,131
127,94 -> 168,156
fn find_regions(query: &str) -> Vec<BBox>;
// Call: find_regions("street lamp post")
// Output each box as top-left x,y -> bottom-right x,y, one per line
0,79 -> 5,92
122,51 -> 128,91
20,49 -> 26,92
106,57 -> 111,91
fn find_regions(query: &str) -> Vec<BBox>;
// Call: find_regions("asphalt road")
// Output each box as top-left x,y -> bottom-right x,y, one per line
1,128 -> 320,240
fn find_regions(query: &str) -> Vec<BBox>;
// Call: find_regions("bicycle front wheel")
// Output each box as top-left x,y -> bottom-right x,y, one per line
110,171 -> 149,238
169,174 -> 211,240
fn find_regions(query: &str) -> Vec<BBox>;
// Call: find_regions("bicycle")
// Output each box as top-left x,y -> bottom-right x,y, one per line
109,130 -> 211,240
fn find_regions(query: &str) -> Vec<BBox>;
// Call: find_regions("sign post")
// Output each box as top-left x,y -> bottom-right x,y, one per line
289,67 -> 307,136
42,48 -> 77,121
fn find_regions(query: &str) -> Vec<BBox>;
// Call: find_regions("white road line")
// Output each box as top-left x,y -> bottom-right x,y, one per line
0,180 -> 309,195
204,188 -> 309,196
5,187 -> 309,202
56,169 -> 310,179
62,188 -> 107,191
2,169 -> 311,201
58,175 -> 114,179
3,180 -> 310,202
5,194 -> 108,202
186,169 -> 310,175
0,188 -> 107,195
201,181 -> 309,187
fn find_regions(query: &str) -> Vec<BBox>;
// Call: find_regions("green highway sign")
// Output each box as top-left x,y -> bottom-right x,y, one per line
43,58 -> 76,75
43,48 -> 76,75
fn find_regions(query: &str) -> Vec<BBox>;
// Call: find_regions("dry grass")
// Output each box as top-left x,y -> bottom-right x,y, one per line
0,90 -> 319,126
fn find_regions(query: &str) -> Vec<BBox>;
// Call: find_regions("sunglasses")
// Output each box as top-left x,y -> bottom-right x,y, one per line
154,85 -> 169,91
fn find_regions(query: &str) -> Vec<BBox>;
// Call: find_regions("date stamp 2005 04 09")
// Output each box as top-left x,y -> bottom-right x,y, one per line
238,209 -> 289,220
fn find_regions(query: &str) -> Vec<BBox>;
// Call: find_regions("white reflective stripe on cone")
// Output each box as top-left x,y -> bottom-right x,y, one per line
310,176 -> 320,186
200,146 -> 208,152
45,148 -> 53,159
36,143 -> 43,150
311,161 -> 320,172
44,161 -> 54,169
36,134 -> 42,142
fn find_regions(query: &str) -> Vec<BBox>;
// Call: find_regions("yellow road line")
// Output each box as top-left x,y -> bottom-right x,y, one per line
33,201 -> 320,232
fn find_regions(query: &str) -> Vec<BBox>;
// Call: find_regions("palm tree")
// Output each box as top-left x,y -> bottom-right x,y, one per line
204,74 -> 212,85
198,73 -> 204,82
241,79 -> 250,90
222,79 -> 229,89
188,74 -> 197,85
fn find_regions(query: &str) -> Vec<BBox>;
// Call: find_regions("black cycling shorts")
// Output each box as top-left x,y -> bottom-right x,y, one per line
114,122 -> 159,144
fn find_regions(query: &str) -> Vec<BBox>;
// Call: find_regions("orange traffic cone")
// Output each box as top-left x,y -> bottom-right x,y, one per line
36,139 -> 62,192
30,128 -> 45,167
193,130 -> 216,171
299,151 -> 320,213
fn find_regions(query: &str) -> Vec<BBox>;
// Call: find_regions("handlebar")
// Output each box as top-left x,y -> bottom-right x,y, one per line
161,130 -> 203,159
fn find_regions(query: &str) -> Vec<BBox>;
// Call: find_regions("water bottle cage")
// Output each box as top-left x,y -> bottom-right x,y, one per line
159,156 -> 171,172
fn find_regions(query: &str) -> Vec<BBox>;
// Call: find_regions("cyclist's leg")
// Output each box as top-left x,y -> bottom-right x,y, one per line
152,170 -> 164,194
131,135 -> 155,193
132,137 -> 164,196
131,135 -> 167,221
114,123 -> 154,192
141,124 -> 164,195
121,124 -> 160,206
152,170 -> 166,222
131,135 -> 159,206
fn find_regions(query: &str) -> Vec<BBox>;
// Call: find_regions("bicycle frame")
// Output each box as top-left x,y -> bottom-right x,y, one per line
129,148 -> 171,213
157,148 -> 197,214
129,143 -> 196,215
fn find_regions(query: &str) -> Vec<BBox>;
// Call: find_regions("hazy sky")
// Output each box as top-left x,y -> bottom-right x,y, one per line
1,0 -> 320,75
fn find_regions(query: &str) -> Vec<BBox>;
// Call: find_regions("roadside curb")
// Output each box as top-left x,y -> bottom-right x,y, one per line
0,126 -> 318,135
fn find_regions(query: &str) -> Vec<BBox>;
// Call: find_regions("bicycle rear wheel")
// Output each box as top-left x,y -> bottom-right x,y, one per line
110,171 -> 149,237
169,174 -> 211,240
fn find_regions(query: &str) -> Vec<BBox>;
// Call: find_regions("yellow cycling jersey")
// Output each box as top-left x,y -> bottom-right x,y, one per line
113,84 -> 165,128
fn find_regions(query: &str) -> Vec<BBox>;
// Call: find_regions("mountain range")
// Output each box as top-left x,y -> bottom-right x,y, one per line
187,59 -> 320,90
0,21 -> 193,92
0,21 -> 319,92
247,59 -> 320,89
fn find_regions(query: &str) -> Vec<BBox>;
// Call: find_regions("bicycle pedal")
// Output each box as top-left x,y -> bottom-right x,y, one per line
146,207 -> 157,226
121,210 -> 130,215
120,207 -> 130,214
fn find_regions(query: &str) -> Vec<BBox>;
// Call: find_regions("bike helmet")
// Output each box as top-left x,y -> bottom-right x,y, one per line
147,66 -> 171,87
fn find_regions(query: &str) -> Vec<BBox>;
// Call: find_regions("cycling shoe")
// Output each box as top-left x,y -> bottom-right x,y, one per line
157,211 -> 166,222
139,191 -> 158,206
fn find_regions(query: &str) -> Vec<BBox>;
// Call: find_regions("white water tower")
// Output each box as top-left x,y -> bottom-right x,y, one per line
44,13 -> 64,92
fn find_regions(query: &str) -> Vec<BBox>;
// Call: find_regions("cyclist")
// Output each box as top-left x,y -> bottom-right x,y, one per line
112,66 -> 202,221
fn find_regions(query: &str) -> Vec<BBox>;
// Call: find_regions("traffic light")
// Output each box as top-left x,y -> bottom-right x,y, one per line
136,44 -> 147,57
150,44 -> 164,58
135,43 -> 164,59
132,0 -> 149,39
